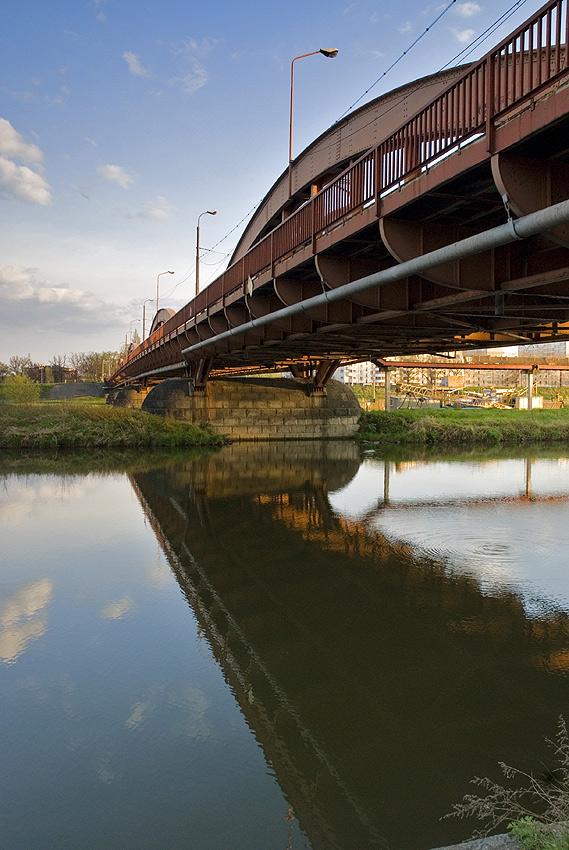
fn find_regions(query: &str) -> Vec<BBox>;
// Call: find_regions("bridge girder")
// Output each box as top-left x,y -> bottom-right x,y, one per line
109,7 -> 569,389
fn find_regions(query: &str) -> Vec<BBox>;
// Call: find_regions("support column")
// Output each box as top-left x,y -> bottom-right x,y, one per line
527,369 -> 534,410
384,368 -> 391,411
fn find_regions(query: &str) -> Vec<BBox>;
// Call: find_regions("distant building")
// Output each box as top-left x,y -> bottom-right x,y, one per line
336,361 -> 385,385
26,364 -> 77,383
517,341 -> 569,359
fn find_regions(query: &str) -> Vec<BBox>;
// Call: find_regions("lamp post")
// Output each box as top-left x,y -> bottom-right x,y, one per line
129,318 -> 140,345
288,48 -> 338,198
142,298 -> 153,339
156,270 -> 174,314
196,210 -> 217,295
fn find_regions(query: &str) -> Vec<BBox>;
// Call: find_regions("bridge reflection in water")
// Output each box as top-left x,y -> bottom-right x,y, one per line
130,444 -> 569,850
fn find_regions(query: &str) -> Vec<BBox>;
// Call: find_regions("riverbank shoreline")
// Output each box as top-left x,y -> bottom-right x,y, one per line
0,401 -> 226,449
359,408 -> 569,445
4,398 -> 569,449
431,835 -> 518,849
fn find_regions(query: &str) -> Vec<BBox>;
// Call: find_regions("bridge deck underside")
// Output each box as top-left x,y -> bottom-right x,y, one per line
115,60 -> 569,386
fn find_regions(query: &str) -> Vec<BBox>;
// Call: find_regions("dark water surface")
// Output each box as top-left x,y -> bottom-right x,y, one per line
1,443 -> 569,850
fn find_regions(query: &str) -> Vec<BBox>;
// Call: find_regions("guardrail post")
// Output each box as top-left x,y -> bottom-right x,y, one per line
375,145 -> 381,218
311,193 -> 317,254
485,54 -> 495,153
565,0 -> 569,69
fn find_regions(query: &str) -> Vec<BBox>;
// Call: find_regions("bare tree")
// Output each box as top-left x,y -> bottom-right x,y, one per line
8,354 -> 32,375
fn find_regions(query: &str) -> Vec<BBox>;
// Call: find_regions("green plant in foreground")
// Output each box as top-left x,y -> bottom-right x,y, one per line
443,717 -> 569,840
509,816 -> 569,849
2,374 -> 41,404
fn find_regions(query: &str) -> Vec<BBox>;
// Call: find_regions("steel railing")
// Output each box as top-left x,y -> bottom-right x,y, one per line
115,0 -> 568,380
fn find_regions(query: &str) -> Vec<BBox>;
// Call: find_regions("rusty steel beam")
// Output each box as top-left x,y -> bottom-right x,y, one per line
174,199 -> 569,363
374,358 -> 569,371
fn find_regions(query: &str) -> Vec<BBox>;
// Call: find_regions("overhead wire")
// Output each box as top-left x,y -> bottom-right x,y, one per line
309,0 -> 534,157
164,0 -> 533,304
439,0 -> 529,69
336,0 -> 458,121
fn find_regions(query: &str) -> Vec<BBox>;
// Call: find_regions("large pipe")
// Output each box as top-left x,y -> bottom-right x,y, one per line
122,199 -> 569,381
179,200 -> 569,358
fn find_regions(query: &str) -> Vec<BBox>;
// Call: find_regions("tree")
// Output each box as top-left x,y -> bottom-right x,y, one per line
8,354 -> 32,376
2,374 -> 41,403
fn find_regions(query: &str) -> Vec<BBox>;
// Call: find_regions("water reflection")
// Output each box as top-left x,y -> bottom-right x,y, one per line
130,443 -> 569,850
333,454 -> 569,618
0,578 -> 53,664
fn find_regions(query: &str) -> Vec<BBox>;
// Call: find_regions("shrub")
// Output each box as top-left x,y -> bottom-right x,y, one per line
509,816 -> 569,850
443,717 -> 569,839
2,375 -> 41,404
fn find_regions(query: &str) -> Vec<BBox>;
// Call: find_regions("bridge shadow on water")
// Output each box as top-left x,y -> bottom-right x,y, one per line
130,443 -> 569,850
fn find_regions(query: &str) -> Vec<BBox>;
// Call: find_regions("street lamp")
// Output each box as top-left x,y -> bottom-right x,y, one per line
196,210 -> 217,295
129,318 -> 140,345
288,48 -> 338,197
142,298 -> 153,339
156,270 -> 174,314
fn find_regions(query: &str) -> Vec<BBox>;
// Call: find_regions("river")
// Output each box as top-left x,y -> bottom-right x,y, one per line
1,442 -> 569,850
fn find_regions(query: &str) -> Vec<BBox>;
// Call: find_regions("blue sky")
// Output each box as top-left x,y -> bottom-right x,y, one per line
0,0 -> 543,363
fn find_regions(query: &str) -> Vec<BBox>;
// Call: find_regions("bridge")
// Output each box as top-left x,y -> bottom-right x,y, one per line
129,443 -> 569,850
108,0 -> 569,397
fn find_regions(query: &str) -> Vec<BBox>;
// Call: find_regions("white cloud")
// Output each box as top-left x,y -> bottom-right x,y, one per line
94,0 -> 107,22
399,20 -> 413,33
0,264 -> 102,309
0,579 -> 53,664
0,119 -> 51,205
170,58 -> 208,93
169,37 -> 219,94
452,27 -> 476,42
126,701 -> 148,729
0,118 -> 43,164
0,157 -> 51,205
0,264 -> 122,336
179,37 -> 218,58
123,51 -> 151,77
0,265 -> 37,289
97,164 -> 134,189
100,597 -> 134,619
138,195 -> 174,220
455,1 -> 481,16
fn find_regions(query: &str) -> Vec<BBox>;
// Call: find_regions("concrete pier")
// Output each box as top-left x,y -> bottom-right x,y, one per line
130,376 -> 361,440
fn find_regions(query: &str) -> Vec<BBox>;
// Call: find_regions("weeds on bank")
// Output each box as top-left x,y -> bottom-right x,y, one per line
358,408 -> 569,445
509,817 -> 569,849
0,402 -> 225,449
443,717 -> 569,845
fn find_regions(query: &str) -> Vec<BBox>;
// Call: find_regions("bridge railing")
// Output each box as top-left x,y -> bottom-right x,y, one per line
116,0 -> 568,380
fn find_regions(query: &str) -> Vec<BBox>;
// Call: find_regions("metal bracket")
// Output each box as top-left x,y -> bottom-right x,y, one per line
501,193 -> 523,241
502,193 -> 513,222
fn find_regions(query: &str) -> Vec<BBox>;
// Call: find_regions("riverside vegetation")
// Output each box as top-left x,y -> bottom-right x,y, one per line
358,407 -> 569,445
444,717 -> 569,849
3,375 -> 569,449
0,397 -> 225,450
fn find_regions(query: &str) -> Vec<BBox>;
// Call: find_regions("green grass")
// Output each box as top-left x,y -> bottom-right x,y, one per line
358,407 -> 569,445
0,401 -> 226,450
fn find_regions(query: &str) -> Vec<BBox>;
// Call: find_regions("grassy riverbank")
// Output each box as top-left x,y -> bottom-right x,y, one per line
359,407 -> 569,445
0,401 -> 225,449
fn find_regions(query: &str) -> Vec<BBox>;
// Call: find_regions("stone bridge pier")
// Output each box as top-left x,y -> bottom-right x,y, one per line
107,377 -> 362,440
